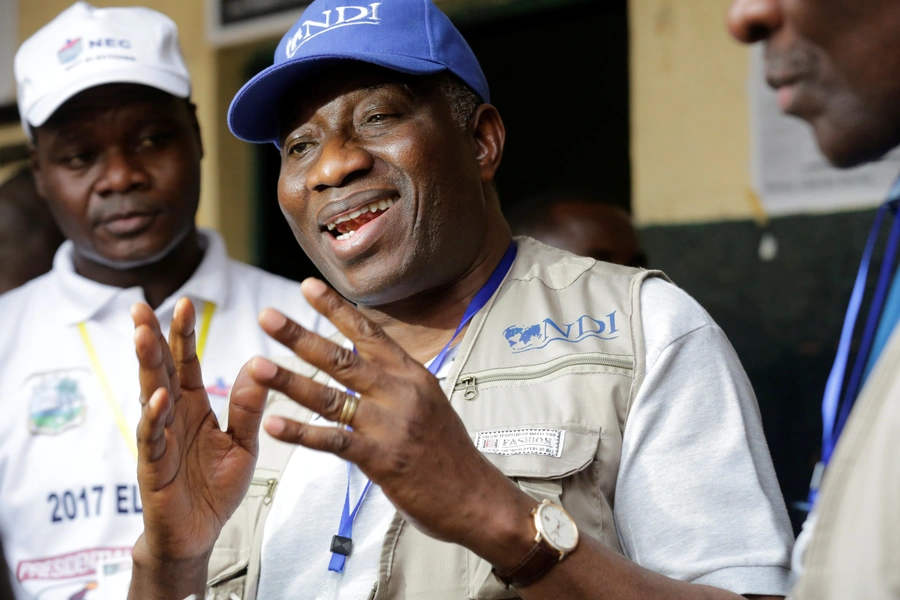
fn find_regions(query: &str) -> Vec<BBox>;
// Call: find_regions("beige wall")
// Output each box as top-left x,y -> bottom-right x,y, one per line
629,0 -> 758,225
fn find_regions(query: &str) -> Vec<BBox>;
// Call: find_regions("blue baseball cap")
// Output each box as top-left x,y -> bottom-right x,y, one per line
227,0 -> 489,145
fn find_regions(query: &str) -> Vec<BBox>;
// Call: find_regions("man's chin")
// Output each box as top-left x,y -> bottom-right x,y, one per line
814,119 -> 900,169
77,248 -> 173,271
79,228 -> 195,271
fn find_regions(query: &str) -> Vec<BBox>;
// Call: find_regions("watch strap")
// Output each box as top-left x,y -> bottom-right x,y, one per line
491,538 -> 561,589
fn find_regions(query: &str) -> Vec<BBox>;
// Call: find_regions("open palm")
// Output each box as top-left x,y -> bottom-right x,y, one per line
131,299 -> 268,562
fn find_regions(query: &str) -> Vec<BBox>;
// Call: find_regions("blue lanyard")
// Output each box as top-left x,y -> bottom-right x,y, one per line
327,241 -> 518,574
327,465 -> 373,573
809,175 -> 900,506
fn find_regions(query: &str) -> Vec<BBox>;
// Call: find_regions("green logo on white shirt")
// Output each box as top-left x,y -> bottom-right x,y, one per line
27,370 -> 88,434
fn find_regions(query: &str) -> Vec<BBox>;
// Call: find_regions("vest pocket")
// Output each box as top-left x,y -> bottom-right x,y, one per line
466,424 -> 601,599
453,352 -> 633,402
207,470 -> 281,598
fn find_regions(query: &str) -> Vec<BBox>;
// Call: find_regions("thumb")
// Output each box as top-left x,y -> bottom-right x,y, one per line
225,360 -> 268,456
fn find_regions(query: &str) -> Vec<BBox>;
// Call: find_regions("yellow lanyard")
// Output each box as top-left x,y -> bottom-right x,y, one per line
77,301 -> 216,459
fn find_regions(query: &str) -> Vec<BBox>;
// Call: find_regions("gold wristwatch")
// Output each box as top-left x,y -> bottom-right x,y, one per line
491,499 -> 579,588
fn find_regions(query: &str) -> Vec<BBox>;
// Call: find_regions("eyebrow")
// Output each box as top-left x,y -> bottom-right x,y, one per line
363,81 -> 416,98
41,126 -> 93,147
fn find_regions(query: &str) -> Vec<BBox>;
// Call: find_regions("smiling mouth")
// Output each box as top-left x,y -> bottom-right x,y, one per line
324,197 -> 397,240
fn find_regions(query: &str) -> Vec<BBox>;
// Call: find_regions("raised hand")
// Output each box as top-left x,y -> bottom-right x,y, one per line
129,298 -> 268,598
239,279 -> 535,565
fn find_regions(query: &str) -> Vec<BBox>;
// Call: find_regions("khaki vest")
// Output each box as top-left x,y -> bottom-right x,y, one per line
206,237 -> 664,599
789,324 -> 900,600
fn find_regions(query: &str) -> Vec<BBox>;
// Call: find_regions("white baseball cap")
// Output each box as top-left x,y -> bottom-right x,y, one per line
14,1 -> 191,138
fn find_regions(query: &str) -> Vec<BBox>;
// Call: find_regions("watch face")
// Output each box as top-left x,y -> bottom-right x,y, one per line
535,502 -> 579,553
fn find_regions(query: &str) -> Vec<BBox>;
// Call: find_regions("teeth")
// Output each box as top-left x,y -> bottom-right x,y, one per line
327,197 -> 398,233
336,230 -> 358,241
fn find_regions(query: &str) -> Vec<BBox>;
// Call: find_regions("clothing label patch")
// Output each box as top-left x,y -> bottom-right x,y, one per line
475,428 -> 566,458
25,368 -> 91,435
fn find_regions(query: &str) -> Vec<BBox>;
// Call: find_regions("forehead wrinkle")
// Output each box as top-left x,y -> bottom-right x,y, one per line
363,81 -> 416,98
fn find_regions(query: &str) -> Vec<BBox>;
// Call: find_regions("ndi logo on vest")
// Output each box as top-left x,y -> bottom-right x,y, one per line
285,3 -> 382,58
504,312 -> 620,353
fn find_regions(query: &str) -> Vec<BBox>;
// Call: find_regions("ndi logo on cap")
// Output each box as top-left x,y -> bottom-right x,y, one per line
57,38 -> 83,64
285,3 -> 382,58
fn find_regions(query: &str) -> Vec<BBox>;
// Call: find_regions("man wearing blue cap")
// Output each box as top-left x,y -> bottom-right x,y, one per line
127,1 -> 792,598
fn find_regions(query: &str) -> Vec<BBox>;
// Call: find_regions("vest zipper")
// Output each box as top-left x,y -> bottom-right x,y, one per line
453,352 -> 633,401
250,477 -> 278,505
366,581 -> 378,600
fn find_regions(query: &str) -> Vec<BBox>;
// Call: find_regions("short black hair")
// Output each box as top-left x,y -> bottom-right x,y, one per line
436,72 -> 481,131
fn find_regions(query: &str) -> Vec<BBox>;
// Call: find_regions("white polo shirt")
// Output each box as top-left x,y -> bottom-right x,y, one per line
0,229 -> 330,600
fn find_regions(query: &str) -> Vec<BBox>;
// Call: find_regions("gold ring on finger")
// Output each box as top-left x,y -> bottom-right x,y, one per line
338,393 -> 359,428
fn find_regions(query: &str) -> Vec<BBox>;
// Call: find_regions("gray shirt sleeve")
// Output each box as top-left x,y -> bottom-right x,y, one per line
614,278 -> 793,596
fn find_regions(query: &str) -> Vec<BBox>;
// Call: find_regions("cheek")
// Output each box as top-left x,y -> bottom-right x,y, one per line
40,175 -> 91,233
152,155 -> 201,213
277,175 -> 313,235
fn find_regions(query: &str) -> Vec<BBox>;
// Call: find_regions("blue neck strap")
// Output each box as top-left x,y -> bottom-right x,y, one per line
428,242 -> 519,376
328,241 -> 518,573
809,175 -> 900,506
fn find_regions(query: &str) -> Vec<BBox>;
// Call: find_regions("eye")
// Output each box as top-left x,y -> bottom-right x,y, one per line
59,150 -> 94,170
287,140 -> 315,157
365,112 -> 397,125
136,132 -> 173,150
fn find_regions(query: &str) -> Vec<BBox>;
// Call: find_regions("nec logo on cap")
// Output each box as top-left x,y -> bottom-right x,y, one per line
285,3 -> 381,58
57,38 -> 82,64
57,37 -> 132,65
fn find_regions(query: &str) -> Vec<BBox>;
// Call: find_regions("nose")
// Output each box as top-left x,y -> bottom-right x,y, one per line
727,0 -> 782,44
95,150 -> 151,196
305,136 -> 374,191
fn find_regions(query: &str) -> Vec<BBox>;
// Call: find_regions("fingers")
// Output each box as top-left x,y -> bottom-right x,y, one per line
263,416 -> 372,463
136,387 -> 173,465
224,362 -> 269,456
247,356 -> 379,421
298,278 -> 410,365
169,298 -> 204,391
133,303 -> 178,411
257,307 -> 385,396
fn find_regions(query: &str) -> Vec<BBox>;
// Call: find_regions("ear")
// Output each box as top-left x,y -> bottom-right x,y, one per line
187,101 -> 205,161
470,104 -> 505,184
